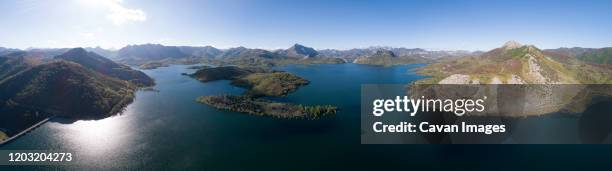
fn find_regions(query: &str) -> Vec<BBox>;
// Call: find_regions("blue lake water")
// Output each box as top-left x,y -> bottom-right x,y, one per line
1,63 -> 428,169
3,63 -> 612,170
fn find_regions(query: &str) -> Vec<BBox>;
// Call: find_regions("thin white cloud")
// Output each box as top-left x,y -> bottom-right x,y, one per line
91,0 -> 146,25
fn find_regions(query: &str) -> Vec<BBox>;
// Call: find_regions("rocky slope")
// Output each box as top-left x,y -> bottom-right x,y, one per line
417,41 -> 612,84
277,44 -> 319,58
412,41 -> 612,117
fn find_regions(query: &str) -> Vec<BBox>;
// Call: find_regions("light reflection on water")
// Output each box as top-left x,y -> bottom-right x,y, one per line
0,64 -> 429,169
40,111 -> 139,168
58,115 -> 130,157
0,63 -> 610,170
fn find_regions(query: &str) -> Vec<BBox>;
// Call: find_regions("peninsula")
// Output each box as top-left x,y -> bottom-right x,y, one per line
188,66 -> 337,118
189,66 -> 309,97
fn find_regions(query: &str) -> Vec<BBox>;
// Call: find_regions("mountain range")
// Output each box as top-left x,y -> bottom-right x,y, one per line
0,41 -> 611,137
353,49 -> 430,66
545,47 -> 612,66
2,42 -> 611,73
417,41 -> 612,84
110,43 -> 480,68
3,42 -> 610,69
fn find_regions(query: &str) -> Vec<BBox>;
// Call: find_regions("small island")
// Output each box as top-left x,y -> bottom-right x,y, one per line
189,66 -> 269,82
139,61 -> 169,70
189,66 -> 337,119
189,66 -> 309,96
197,95 -> 337,119
231,72 -> 309,97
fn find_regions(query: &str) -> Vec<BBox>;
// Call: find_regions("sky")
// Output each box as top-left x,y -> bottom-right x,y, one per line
0,0 -> 611,51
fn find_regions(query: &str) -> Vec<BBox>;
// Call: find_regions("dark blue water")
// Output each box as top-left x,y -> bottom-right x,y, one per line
1,64 -> 426,169
2,64 -> 612,170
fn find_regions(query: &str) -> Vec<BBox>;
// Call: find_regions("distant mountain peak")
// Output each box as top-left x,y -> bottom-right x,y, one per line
285,43 -> 318,58
65,47 -> 88,54
502,41 -> 523,50
483,42 -> 545,60
372,50 -> 396,58
55,48 -> 118,68
292,43 -> 304,47
57,48 -> 92,60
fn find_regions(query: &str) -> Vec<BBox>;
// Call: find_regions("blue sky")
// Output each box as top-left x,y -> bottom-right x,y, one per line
1,0 -> 611,51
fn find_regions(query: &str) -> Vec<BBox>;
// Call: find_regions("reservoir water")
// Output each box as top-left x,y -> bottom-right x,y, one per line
1,64 -> 427,169
3,63 -> 612,170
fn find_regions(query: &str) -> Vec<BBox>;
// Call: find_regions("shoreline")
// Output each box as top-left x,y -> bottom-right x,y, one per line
0,116 -> 52,145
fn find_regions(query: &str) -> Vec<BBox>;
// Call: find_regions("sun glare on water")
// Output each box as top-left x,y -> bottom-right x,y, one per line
52,113 -> 134,158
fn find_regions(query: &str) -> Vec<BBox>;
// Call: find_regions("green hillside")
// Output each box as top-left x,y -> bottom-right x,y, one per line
56,48 -> 155,86
189,66 -> 309,97
232,72 -> 310,97
417,41 -> 612,84
0,61 -> 137,119
353,50 -> 429,67
577,48 -> 612,65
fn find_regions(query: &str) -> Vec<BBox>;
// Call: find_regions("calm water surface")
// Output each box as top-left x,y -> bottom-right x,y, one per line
3,64 -> 612,170
2,64 -> 429,169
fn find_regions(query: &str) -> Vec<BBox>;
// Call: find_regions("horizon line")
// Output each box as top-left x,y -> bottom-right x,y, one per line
2,42 -> 611,52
